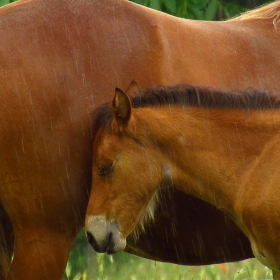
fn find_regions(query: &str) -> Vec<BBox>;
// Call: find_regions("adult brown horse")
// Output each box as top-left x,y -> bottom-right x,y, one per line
85,82 -> 280,279
0,0 -> 280,279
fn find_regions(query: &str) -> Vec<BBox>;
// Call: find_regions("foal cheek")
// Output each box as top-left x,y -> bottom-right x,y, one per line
116,202 -> 142,237
120,187 -> 155,232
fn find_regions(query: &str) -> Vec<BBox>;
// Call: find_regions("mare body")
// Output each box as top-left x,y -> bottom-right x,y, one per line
1,0 -> 280,278
86,83 -> 280,279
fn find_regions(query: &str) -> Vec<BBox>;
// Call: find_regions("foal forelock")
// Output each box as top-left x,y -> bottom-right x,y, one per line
130,190 -> 159,241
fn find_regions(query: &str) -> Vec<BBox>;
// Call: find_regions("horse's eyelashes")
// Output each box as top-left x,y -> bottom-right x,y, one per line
99,164 -> 113,177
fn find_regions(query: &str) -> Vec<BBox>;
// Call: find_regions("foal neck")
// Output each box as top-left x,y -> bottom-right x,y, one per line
133,106 -> 280,212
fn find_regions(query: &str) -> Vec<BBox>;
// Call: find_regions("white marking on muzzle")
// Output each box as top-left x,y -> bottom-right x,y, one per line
86,215 -> 126,253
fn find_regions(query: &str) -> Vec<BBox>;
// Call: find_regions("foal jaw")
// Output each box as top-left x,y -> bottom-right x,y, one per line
85,215 -> 126,254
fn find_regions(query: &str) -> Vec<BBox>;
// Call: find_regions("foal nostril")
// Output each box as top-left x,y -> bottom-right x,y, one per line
86,231 -> 106,253
106,232 -> 116,254
85,218 -> 126,253
86,231 -> 94,246
108,232 -> 112,243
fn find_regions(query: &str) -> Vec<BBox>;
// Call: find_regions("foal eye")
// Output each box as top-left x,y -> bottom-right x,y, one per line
98,164 -> 113,177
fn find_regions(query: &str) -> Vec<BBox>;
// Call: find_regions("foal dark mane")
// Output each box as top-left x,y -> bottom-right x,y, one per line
132,84 -> 280,110
91,84 -> 280,134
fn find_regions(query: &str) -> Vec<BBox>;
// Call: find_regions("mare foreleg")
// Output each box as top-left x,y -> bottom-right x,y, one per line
6,227 -> 77,280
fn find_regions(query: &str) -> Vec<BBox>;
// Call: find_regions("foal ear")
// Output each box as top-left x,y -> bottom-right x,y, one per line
125,80 -> 142,96
112,87 -> 132,126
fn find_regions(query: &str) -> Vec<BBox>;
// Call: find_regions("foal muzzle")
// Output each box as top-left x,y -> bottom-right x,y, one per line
86,215 -> 126,254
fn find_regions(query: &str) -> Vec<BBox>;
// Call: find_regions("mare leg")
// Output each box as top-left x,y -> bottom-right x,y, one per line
6,227 -> 78,280
0,205 -> 14,280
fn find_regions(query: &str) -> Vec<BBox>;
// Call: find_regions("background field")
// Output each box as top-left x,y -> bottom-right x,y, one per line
65,230 -> 273,280
0,0 -> 275,279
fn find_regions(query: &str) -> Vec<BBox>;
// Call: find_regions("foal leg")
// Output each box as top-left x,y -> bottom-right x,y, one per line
0,205 -> 14,280
6,227 -> 78,280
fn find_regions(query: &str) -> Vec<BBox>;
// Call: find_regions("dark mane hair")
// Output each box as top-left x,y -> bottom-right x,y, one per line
132,84 -> 279,110
91,84 -> 280,136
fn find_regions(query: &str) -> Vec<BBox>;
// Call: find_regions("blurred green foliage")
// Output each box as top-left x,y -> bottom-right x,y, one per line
0,0 -> 16,6
0,0 -> 272,20
131,0 -> 272,20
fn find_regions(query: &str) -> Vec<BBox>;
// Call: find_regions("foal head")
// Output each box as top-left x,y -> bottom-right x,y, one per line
85,82 -> 167,254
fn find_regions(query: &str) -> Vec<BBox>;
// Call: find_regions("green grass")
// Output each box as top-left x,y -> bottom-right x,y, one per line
65,230 -> 273,279
66,250 -> 273,280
